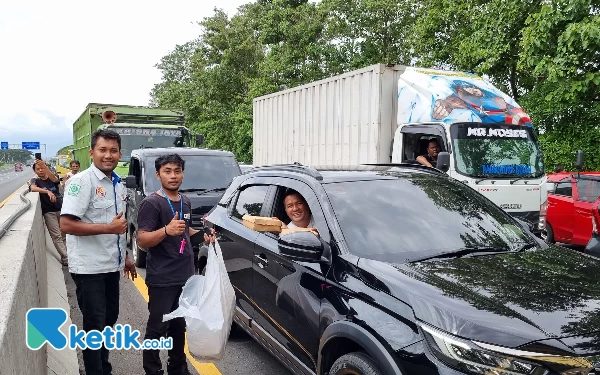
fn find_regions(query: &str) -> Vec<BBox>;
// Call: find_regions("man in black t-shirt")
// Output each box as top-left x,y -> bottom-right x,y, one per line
30,160 -> 68,265
416,138 -> 441,168
137,154 -> 215,375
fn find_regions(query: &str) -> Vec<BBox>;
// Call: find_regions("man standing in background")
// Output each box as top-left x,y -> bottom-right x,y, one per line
30,159 -> 68,266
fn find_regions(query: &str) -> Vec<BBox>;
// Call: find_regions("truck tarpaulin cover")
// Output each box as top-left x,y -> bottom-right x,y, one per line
397,67 -> 532,127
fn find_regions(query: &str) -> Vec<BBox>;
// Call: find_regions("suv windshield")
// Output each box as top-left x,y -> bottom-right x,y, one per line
324,172 -> 532,263
144,155 -> 240,193
450,123 -> 544,178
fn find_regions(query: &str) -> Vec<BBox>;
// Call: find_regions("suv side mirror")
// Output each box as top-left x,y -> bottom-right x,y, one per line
575,150 -> 584,171
195,134 -> 204,146
436,152 -> 450,173
278,231 -> 324,263
125,175 -> 138,189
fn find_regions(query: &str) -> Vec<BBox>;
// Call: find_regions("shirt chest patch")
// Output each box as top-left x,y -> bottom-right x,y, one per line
95,186 -> 107,198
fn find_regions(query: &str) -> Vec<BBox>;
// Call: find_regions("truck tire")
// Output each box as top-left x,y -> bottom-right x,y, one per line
330,352 -> 383,375
132,230 -> 147,268
545,223 -> 555,244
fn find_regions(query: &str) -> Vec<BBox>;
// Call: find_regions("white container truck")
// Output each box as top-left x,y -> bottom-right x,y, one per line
253,64 -> 548,233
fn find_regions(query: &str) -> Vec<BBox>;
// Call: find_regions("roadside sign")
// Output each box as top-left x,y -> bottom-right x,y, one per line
0,142 -> 7,150
22,142 -> 40,150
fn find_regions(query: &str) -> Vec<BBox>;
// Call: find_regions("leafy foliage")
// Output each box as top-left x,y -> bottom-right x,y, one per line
150,0 -> 600,170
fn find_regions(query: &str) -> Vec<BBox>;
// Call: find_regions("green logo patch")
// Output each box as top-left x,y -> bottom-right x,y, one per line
67,184 -> 81,197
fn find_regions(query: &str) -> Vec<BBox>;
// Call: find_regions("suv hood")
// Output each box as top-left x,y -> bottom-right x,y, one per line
357,246 -> 600,355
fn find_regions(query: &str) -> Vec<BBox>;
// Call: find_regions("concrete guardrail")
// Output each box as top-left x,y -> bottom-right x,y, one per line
0,186 -> 78,375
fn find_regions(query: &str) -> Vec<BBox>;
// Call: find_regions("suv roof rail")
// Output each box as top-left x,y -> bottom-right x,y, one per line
249,162 -> 323,180
362,163 -> 447,175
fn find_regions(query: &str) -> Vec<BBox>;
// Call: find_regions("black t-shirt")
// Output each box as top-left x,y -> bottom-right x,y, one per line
420,153 -> 437,165
137,192 -> 194,287
31,177 -> 61,214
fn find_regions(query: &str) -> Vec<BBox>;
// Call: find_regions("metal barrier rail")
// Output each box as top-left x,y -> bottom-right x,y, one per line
0,188 -> 32,240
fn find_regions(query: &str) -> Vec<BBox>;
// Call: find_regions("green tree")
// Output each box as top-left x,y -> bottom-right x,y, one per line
320,0 -> 417,71
519,0 -> 600,171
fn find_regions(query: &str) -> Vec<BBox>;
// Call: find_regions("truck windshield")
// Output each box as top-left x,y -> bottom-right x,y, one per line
323,173 -> 533,263
144,155 -> 241,193
450,123 -> 544,178
109,127 -> 188,161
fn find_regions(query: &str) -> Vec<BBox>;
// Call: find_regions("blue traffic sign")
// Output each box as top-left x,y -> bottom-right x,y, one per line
22,142 -> 40,150
1,142 -> 7,150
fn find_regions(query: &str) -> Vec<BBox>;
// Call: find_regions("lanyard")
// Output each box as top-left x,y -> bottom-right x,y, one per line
160,189 -> 183,219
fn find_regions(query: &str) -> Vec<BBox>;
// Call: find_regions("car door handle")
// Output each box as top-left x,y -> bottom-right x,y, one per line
254,254 -> 268,267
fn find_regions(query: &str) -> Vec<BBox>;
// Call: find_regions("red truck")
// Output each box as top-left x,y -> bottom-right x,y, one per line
543,155 -> 600,247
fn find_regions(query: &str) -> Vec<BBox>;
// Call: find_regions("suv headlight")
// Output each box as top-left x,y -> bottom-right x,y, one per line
420,324 -> 546,374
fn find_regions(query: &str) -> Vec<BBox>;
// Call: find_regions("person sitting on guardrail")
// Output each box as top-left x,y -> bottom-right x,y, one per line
29,159 -> 68,266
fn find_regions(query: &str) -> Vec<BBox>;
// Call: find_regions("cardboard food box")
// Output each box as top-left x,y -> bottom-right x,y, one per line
242,215 -> 282,232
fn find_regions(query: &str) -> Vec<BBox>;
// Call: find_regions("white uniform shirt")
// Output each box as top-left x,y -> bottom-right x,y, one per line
60,163 -> 127,274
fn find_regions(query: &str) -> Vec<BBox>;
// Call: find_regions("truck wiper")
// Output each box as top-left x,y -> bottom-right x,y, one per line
474,175 -> 508,184
179,188 -> 206,193
196,187 -> 228,196
409,247 -> 512,263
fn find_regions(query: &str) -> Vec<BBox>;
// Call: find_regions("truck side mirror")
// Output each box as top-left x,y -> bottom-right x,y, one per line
195,134 -> 204,146
575,150 -> 584,171
125,175 -> 138,189
436,152 -> 450,173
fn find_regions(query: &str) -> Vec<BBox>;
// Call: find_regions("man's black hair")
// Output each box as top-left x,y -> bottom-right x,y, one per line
555,164 -> 565,173
91,129 -> 121,150
428,138 -> 440,146
71,160 -> 80,166
155,154 -> 185,172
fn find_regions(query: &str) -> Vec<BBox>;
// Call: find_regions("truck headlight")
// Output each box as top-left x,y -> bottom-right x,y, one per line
538,199 -> 548,231
420,324 -> 546,374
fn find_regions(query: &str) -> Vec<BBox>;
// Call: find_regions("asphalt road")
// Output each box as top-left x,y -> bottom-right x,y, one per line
0,166 -> 34,205
63,256 -> 291,375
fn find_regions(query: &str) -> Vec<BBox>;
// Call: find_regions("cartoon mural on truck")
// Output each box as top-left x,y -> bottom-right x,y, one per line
397,68 -> 532,127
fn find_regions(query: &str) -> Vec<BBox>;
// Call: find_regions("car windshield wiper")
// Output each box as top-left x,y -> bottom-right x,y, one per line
196,187 -> 228,196
409,247 -> 512,263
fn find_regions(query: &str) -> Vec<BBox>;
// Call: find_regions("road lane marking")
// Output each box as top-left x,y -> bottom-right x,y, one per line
131,274 -> 223,375
0,187 -> 22,208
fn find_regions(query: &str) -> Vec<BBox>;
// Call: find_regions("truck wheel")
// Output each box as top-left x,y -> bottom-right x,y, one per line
330,352 -> 383,375
132,231 -> 147,268
545,223 -> 555,244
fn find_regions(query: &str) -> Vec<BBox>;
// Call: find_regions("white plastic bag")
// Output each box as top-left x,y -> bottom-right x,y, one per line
163,239 -> 236,361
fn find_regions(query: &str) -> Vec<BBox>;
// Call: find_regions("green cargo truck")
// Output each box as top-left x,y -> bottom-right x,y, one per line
72,103 -> 202,177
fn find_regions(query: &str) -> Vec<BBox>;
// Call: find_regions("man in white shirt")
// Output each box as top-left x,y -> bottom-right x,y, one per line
60,130 -> 136,375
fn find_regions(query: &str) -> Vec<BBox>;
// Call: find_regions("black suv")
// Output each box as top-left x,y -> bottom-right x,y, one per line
205,163 -> 600,375
124,147 -> 241,270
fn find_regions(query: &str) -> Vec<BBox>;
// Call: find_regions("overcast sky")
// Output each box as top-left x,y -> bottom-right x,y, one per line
0,0 -> 248,157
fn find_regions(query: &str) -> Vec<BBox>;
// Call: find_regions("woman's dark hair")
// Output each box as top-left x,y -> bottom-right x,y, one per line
91,129 -> 121,150
70,160 -> 80,166
555,164 -> 565,173
155,154 -> 185,172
